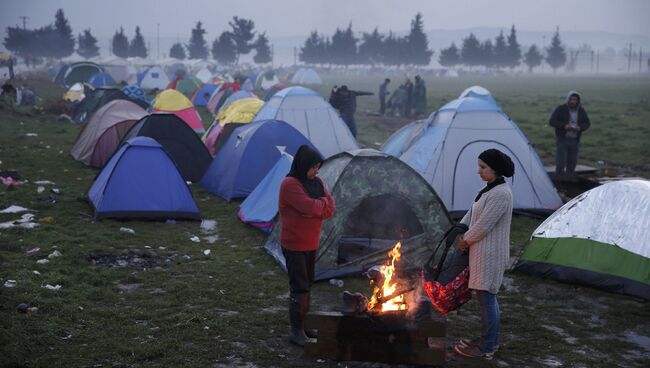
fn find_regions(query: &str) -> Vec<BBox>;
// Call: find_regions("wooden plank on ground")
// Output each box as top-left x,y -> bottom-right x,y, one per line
545,164 -> 598,174
304,311 -> 446,366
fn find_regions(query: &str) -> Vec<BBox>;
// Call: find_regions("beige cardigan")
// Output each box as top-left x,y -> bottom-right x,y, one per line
460,182 -> 513,294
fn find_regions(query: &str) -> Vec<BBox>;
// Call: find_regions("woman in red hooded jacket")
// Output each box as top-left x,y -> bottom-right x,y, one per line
279,145 -> 335,346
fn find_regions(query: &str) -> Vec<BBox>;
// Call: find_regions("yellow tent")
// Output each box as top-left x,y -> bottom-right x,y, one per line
203,98 -> 264,156
0,52 -> 12,63
152,89 -> 193,111
63,82 -> 93,103
214,97 -> 264,126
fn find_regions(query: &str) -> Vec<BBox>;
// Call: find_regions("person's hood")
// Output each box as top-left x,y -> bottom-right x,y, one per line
565,90 -> 581,107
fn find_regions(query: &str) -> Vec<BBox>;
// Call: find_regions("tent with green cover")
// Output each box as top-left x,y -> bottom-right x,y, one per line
264,149 -> 452,280
515,180 -> 650,300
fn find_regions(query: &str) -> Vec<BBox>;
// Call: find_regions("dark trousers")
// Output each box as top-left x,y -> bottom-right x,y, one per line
555,139 -> 579,174
379,97 -> 386,115
342,115 -> 357,138
283,249 -> 316,294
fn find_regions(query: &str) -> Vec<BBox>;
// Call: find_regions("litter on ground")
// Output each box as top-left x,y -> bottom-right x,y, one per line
0,213 -> 39,229
0,205 -> 31,214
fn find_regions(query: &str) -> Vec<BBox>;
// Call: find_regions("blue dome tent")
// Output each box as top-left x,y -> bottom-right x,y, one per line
191,84 -> 219,107
88,137 -> 200,220
88,72 -> 116,88
238,152 -> 293,232
199,120 -> 317,201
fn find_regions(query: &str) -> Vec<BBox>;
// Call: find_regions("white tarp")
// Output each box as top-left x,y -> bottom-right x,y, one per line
532,180 -> 650,258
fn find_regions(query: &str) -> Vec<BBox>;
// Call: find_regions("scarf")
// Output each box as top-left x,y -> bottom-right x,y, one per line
474,177 -> 505,202
287,145 -> 325,199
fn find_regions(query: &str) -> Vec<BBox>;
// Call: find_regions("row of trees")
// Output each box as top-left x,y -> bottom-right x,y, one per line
0,8 -> 574,71
3,9 -> 76,60
110,27 -> 147,58
3,9 -> 272,64
299,13 -> 432,66
167,18 -> 271,64
439,26 -> 567,72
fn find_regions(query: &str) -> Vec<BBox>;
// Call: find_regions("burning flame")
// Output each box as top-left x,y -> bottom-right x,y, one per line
368,242 -> 406,312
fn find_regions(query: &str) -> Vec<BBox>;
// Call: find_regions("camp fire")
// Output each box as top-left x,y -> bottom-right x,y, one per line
368,242 -> 408,312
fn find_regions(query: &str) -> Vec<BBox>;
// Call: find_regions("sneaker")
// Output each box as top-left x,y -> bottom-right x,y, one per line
454,343 -> 494,360
459,337 -> 500,351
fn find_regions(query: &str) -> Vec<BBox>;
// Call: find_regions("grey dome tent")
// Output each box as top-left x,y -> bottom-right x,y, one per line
264,149 -> 452,280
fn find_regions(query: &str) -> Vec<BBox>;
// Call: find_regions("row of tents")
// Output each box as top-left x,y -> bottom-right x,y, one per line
54,61 -> 323,92
68,81 -> 650,301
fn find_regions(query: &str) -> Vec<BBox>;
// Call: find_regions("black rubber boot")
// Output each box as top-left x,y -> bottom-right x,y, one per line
289,293 -> 308,346
303,293 -> 317,339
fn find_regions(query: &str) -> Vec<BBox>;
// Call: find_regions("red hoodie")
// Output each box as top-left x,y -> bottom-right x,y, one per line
279,177 -> 335,251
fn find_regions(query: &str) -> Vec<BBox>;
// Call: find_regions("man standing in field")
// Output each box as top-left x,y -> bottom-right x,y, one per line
378,78 -> 390,115
549,91 -> 591,175
413,75 -> 427,117
329,85 -> 373,138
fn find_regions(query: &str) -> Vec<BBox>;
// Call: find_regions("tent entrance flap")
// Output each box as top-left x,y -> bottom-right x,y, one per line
338,194 -> 424,265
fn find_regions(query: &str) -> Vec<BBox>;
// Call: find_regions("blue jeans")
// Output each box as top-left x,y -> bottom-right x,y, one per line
477,290 -> 500,353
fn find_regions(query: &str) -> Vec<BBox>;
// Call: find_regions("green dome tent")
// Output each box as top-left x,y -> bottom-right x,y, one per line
264,149 -> 452,280
176,77 -> 203,97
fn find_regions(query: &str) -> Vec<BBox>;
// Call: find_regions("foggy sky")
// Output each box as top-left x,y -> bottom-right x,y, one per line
1,0 -> 649,41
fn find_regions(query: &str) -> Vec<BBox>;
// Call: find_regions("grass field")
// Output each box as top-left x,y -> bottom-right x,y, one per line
1,72 -> 649,367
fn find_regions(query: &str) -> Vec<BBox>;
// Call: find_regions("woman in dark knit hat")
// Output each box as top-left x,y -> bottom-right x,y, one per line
454,148 -> 514,360
279,145 -> 336,346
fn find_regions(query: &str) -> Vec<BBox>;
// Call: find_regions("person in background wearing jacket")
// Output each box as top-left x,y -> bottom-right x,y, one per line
413,75 -> 427,117
549,91 -> 591,175
279,145 -> 336,346
454,149 -> 514,361
378,78 -> 391,115
329,85 -> 373,138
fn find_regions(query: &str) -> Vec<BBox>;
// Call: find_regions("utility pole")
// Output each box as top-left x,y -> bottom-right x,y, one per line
639,48 -> 643,73
541,35 -> 546,73
596,50 -> 599,75
19,16 -> 29,29
157,23 -> 160,60
293,46 -> 297,66
590,50 -> 594,73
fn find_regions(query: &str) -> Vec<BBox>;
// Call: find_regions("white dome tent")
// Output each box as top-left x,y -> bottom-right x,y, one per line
290,68 -> 323,86
252,86 -> 357,158
383,86 -> 562,216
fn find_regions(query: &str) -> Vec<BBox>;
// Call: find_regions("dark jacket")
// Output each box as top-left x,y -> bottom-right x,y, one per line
379,82 -> 390,99
549,91 -> 591,141
330,88 -> 373,119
